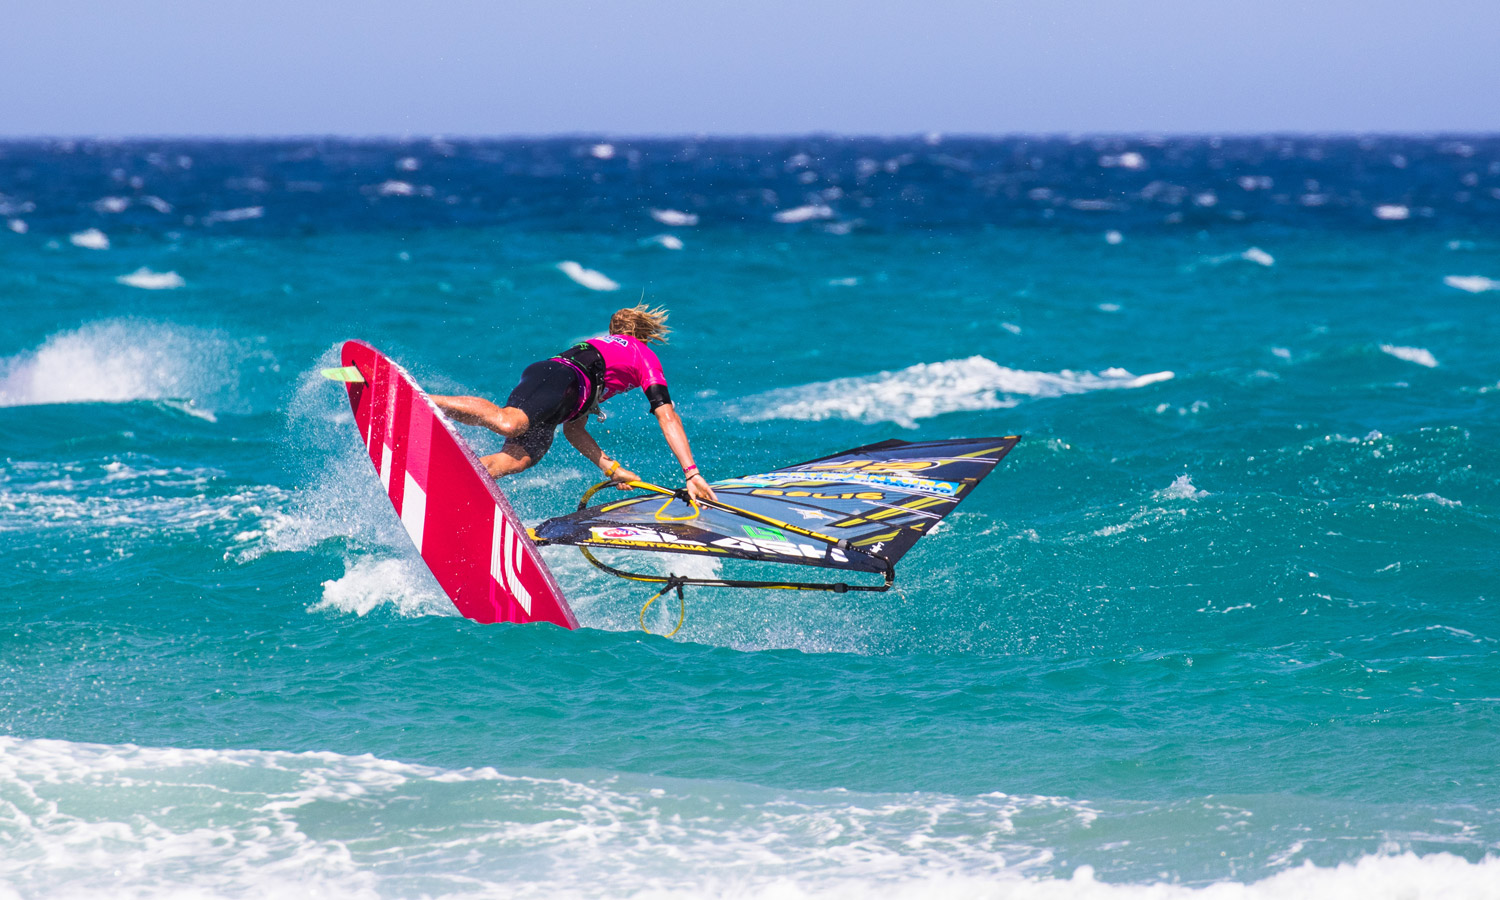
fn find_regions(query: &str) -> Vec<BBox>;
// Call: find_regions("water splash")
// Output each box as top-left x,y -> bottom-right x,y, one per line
739,357 -> 1174,428
0,320 -> 262,415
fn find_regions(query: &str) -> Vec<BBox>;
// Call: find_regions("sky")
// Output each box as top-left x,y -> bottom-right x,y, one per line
4,0 -> 1498,137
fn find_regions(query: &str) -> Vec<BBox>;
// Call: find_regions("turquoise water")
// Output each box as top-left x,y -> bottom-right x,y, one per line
2,138 -> 1499,898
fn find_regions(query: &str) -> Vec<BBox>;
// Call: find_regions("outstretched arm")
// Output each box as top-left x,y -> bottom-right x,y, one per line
653,403 -> 717,503
563,417 -> 639,489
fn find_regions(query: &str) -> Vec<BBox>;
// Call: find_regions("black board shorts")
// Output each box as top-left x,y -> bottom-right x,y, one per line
503,360 -> 584,463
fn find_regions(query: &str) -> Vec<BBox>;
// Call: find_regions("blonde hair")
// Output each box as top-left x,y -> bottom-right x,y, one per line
609,304 -> 671,343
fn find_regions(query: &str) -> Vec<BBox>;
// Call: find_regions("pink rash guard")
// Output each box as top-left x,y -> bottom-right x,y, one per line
584,334 -> 669,403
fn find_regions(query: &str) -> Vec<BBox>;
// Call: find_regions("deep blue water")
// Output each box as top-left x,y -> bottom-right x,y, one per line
1,136 -> 1498,898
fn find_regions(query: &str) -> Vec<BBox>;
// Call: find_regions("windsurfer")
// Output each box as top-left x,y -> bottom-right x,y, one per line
431,304 -> 719,504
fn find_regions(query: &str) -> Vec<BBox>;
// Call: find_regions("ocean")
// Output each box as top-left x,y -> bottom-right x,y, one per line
1,135 -> 1498,898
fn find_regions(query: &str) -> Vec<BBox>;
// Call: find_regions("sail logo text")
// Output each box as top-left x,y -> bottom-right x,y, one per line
733,471 -> 958,496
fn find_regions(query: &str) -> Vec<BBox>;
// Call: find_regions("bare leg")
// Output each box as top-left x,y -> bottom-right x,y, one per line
480,443 -> 534,478
430,395 -> 530,439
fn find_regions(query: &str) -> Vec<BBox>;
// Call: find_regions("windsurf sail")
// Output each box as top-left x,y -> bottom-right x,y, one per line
534,436 -> 1020,584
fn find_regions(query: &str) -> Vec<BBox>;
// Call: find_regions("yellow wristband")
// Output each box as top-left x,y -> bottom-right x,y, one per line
604,460 -> 620,477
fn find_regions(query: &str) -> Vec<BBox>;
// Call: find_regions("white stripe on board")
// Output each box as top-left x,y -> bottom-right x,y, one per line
380,443 -> 393,493
401,471 -> 426,552
490,507 -> 505,589
507,522 -> 533,615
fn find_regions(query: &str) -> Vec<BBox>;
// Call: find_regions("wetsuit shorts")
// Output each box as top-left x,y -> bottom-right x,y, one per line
503,360 -> 583,463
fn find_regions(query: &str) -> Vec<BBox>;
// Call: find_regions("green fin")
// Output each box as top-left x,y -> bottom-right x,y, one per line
321,366 -> 365,383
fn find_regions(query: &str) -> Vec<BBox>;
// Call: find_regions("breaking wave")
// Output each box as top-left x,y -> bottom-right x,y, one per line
739,356 -> 1174,428
0,735 -> 1495,900
0,320 -> 266,415
1379,345 -> 1438,368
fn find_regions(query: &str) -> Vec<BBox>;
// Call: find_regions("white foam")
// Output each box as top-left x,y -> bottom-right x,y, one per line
1380,345 -> 1438,368
92,195 -> 130,213
557,260 -> 620,291
1408,492 -> 1461,508
1200,248 -> 1275,269
740,357 -> 1174,428
1119,152 -> 1147,169
376,179 -> 415,196
0,320 -> 246,410
1,735 -> 1495,900
1099,152 -> 1147,170
6,218 -> 26,234
1238,175 -> 1274,191
1154,400 -> 1210,416
115,267 -> 185,290
141,195 -> 173,213
0,460 -> 287,551
1,735 -> 1071,897
0,737 -> 383,899
396,156 -> 421,171
315,556 -> 453,618
1241,247 -> 1276,267
773,203 -> 834,224
649,208 -> 699,226
590,142 -> 616,160
68,228 -> 109,250
0,195 -> 34,216
1444,275 -> 1498,293
1373,204 -> 1410,221
642,233 -> 684,250
1193,191 -> 1218,207
827,276 -> 860,287
1105,230 -> 1124,245
202,206 -> 264,224
1157,474 -> 1209,500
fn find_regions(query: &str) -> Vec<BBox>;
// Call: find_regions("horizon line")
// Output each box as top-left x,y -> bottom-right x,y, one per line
2,130 -> 1498,144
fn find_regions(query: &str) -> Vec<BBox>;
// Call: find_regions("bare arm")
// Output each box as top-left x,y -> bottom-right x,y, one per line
563,417 -> 639,488
653,403 -> 717,503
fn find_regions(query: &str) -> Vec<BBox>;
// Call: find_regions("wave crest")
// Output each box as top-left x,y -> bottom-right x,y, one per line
0,320 -> 256,414
739,356 -> 1174,428
1,735 -> 1496,900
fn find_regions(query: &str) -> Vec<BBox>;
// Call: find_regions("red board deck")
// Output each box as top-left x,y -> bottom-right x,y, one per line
338,340 -> 577,628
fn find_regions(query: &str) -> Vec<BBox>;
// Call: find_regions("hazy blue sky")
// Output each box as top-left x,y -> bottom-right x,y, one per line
5,0 -> 1497,136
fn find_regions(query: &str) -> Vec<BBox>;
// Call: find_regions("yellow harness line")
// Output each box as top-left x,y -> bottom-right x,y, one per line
652,493 -> 700,522
639,579 -> 686,637
583,479 -> 851,549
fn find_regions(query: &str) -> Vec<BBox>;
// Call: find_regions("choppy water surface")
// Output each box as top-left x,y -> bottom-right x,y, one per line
2,137 -> 1499,898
